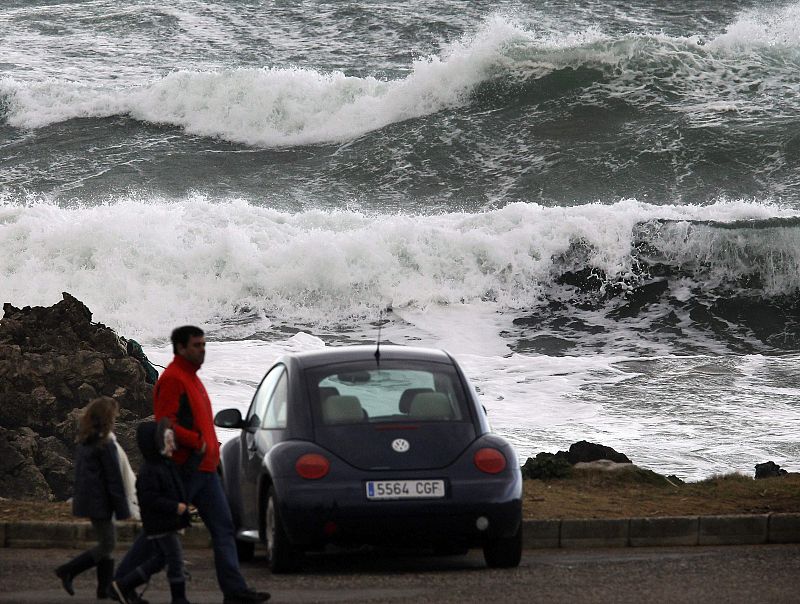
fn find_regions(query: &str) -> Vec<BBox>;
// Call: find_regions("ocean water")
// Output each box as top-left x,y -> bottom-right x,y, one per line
2,0 -> 799,480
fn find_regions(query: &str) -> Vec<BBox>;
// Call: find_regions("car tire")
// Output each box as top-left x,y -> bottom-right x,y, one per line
482,522 -> 522,568
236,539 -> 255,562
265,486 -> 302,573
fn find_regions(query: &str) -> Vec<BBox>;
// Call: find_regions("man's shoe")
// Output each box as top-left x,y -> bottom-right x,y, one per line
110,581 -> 129,604
110,581 -> 149,604
249,590 -> 270,600
222,588 -> 271,603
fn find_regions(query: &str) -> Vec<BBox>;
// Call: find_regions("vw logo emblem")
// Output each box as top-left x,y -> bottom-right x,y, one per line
391,438 -> 410,453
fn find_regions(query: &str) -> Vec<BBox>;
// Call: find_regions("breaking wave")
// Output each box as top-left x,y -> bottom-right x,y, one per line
1,193 -> 798,353
2,8 -> 799,146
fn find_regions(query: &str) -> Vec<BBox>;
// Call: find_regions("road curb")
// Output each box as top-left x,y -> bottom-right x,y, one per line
629,516 -> 698,547
560,518 -> 628,548
521,519 -> 560,549
769,513 -> 800,543
1,515 -> 799,549
521,513 -> 800,549
698,514 -> 768,545
0,520 -> 211,549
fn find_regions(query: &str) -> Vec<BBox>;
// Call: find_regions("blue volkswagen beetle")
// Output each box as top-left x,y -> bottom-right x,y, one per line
214,345 -> 522,572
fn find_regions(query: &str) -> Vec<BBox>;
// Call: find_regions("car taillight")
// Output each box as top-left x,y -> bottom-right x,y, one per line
295,453 -> 330,479
473,448 -> 506,474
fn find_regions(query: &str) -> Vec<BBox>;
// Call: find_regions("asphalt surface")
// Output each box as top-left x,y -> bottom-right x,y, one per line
1,544 -> 799,604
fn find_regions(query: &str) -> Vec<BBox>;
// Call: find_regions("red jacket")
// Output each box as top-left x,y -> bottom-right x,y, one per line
154,355 -> 220,473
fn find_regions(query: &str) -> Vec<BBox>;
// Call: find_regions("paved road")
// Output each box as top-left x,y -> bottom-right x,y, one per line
2,544 -> 799,603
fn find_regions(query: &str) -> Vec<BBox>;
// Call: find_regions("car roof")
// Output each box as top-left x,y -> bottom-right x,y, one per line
284,345 -> 455,370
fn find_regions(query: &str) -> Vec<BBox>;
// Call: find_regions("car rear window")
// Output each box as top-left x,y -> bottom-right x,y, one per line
307,360 -> 471,425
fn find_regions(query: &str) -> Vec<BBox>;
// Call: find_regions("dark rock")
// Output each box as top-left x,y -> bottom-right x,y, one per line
77,382 -> 98,403
0,293 -> 154,500
0,427 -> 53,500
521,452 -> 572,480
37,436 -> 73,500
609,279 -> 669,319
2,293 -> 113,354
755,461 -> 788,479
0,424 -> 117,501
565,440 -> 631,465
556,267 -> 607,292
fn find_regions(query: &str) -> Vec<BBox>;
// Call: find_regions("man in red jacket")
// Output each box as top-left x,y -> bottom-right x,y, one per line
155,326 -> 269,604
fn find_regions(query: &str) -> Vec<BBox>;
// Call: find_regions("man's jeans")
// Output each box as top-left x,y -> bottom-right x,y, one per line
117,532 -> 185,586
116,471 -> 248,596
184,470 -> 248,595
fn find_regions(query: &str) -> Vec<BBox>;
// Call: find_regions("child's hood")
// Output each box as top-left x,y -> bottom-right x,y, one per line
136,418 -> 170,461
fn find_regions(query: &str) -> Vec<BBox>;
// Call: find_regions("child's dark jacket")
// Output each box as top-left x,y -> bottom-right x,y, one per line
135,421 -> 191,536
72,437 -> 130,520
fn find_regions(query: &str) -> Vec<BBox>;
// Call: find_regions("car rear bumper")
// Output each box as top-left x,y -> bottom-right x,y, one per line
276,475 -> 522,547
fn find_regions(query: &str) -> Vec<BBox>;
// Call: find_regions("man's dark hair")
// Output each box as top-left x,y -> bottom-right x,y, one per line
171,325 -> 205,354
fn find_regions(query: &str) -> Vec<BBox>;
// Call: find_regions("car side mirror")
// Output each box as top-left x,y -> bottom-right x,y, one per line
214,408 -> 245,429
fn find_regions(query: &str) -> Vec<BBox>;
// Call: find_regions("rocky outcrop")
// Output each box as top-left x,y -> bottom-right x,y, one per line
755,461 -> 788,479
562,440 -> 631,465
521,440 -> 633,480
0,293 -> 154,501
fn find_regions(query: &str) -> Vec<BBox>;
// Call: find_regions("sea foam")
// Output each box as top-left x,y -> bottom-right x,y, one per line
1,195 -> 798,342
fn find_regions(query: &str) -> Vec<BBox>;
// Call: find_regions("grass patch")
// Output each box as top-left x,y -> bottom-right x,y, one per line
522,469 -> 800,519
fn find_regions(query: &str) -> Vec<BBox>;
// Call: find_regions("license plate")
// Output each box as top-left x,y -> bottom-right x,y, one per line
366,479 -> 446,500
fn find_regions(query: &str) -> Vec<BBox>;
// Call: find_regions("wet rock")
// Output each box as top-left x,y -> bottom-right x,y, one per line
563,440 -> 632,465
755,461 -> 788,479
0,292 -> 155,500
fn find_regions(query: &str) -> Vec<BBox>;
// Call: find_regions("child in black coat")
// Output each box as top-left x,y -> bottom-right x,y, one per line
55,396 -> 130,599
112,419 -> 192,604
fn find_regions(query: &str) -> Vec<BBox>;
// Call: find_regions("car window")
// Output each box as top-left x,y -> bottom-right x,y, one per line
263,370 -> 288,429
309,361 -> 469,425
247,364 -> 284,428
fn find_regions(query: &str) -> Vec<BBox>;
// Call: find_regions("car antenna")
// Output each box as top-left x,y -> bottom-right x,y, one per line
374,310 -> 383,365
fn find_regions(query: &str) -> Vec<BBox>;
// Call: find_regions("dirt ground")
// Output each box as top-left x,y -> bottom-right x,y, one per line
2,469 -> 799,522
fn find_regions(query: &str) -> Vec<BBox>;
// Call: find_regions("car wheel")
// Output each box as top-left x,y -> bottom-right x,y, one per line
265,486 -> 302,573
482,522 -> 522,568
236,539 -> 255,562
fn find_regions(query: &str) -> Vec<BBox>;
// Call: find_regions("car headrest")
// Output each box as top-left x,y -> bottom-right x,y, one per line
322,395 -> 364,424
398,387 -> 433,413
408,392 -> 453,420
319,386 -> 340,402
